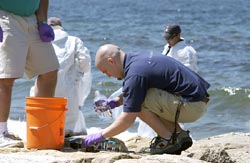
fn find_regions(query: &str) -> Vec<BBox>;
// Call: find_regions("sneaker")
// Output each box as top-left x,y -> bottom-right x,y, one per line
176,130 -> 193,152
139,136 -> 182,155
0,131 -> 23,148
139,130 -> 193,155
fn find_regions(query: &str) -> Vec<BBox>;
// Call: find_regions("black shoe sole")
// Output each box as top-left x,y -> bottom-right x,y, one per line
173,139 -> 193,155
181,140 -> 193,151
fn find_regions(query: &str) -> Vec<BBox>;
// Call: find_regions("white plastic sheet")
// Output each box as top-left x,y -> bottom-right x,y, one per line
109,87 -> 156,138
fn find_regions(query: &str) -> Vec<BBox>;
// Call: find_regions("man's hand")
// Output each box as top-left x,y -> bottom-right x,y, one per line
0,26 -> 3,42
38,22 -> 54,42
94,98 -> 120,112
83,132 -> 105,147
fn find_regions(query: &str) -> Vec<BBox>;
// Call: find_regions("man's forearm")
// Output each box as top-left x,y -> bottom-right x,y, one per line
102,112 -> 137,138
36,0 -> 49,25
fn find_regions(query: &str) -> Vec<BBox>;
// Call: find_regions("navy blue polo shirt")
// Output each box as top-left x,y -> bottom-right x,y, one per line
122,51 -> 210,112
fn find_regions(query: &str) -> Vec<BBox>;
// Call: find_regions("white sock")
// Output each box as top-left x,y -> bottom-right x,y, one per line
0,122 -> 7,134
163,137 -> 171,141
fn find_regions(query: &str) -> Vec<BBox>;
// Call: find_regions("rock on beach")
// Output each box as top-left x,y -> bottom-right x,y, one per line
0,132 -> 249,163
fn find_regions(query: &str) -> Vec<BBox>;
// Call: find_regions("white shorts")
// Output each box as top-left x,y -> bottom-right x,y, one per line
141,88 -> 207,123
0,10 -> 59,79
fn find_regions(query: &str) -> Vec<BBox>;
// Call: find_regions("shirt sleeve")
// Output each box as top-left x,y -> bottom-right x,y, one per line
122,75 -> 149,112
74,37 -> 91,73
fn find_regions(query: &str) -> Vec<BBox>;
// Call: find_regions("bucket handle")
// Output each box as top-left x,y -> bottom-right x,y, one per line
27,111 -> 65,130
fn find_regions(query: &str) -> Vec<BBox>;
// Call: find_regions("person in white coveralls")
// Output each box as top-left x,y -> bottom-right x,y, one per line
48,17 -> 92,136
30,17 -> 92,136
162,24 -> 198,72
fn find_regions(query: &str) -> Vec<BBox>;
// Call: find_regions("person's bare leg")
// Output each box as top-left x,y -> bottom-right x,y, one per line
0,78 -> 15,122
138,109 -> 174,138
34,70 -> 58,97
159,117 -> 182,133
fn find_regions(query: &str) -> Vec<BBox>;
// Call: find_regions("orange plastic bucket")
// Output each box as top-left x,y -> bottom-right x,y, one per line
25,97 -> 67,149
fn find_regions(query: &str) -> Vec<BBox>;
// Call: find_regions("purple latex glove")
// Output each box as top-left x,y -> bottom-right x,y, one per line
38,22 -> 54,42
106,99 -> 120,109
0,26 -> 3,42
94,98 -> 120,112
94,99 -> 106,108
83,132 -> 105,147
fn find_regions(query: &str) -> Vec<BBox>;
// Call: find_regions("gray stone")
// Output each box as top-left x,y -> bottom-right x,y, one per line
115,154 -> 208,163
182,132 -> 250,163
0,132 -> 249,163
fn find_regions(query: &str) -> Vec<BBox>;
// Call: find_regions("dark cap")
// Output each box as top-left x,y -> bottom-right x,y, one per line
163,24 -> 181,39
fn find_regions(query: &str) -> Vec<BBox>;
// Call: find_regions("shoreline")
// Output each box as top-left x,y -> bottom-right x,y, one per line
1,132 -> 250,163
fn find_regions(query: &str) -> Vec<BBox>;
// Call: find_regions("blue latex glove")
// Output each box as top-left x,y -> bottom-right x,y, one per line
94,98 -> 120,112
38,22 -> 54,42
0,26 -> 3,42
83,132 -> 105,147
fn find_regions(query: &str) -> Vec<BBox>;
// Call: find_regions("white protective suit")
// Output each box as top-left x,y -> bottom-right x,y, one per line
53,28 -> 91,135
30,28 -> 91,136
162,38 -> 198,73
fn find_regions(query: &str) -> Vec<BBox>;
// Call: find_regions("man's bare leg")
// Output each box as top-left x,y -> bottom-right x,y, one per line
0,78 -> 16,135
138,109 -> 176,138
0,79 -> 15,122
160,117 -> 182,133
34,70 -> 58,97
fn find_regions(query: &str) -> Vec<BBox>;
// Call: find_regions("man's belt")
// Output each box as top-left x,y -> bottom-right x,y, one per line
174,93 -> 210,104
201,96 -> 209,104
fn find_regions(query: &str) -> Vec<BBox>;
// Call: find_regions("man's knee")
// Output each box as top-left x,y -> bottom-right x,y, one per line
0,78 -> 16,88
179,102 -> 207,123
38,70 -> 58,82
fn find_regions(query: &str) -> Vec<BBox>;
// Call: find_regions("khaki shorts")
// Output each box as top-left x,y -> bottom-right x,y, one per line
141,88 -> 207,123
0,10 -> 59,79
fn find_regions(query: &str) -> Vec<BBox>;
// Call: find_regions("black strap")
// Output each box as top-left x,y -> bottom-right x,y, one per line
165,46 -> 171,55
172,100 -> 183,143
